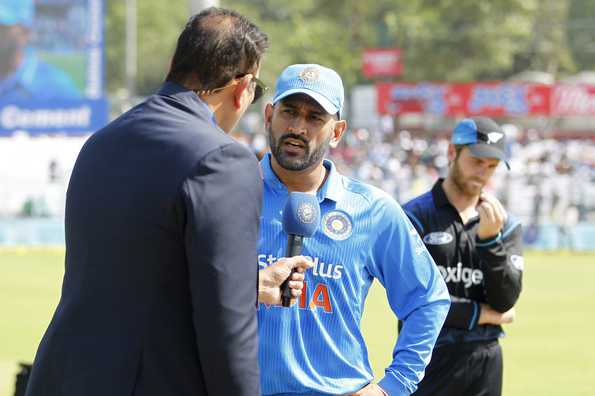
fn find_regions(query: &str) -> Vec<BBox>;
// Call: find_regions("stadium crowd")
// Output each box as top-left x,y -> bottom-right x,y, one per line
234,123 -> 595,240
1,122 -> 593,250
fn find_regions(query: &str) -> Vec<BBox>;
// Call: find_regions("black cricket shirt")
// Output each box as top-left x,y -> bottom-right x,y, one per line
403,179 -> 523,346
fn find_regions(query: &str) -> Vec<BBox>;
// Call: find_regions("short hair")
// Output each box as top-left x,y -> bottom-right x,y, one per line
166,7 -> 268,91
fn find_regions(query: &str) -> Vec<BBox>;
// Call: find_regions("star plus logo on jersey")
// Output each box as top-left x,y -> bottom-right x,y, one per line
437,262 -> 483,288
258,254 -> 344,279
258,253 -> 343,313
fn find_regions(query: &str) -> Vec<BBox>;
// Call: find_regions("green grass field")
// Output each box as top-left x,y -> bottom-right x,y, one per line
1,250 -> 594,395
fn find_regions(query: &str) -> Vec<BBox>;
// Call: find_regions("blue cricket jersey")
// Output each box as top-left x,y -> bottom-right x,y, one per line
0,48 -> 81,100
257,154 -> 450,396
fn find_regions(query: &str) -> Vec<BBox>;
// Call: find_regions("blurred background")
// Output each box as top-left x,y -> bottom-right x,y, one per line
1,0 -> 594,395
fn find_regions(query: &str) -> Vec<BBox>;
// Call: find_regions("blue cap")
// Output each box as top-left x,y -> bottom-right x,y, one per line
452,116 -> 510,170
282,192 -> 320,237
273,64 -> 344,118
0,0 -> 33,27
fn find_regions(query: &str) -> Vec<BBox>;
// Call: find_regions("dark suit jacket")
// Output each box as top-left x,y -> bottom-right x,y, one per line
26,82 -> 262,396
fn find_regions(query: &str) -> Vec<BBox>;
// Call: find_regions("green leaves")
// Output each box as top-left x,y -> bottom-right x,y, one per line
103,0 -> 594,96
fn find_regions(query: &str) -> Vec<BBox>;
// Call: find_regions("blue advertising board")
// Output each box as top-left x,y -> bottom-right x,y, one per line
0,0 -> 107,135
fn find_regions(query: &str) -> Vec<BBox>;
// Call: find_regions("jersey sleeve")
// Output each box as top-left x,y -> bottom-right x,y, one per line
368,198 -> 450,395
475,216 -> 524,312
443,299 -> 481,330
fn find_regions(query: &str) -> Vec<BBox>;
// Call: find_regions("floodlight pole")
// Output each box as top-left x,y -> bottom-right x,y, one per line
125,0 -> 137,99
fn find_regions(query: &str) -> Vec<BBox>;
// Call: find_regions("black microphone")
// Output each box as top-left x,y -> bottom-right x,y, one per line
280,192 -> 320,307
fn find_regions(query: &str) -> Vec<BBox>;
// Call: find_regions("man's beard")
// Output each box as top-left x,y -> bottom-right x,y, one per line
267,124 -> 330,171
451,158 -> 484,197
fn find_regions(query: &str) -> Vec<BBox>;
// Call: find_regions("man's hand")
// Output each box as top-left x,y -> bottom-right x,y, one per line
478,303 -> 516,325
345,383 -> 387,396
258,256 -> 313,305
477,192 -> 507,240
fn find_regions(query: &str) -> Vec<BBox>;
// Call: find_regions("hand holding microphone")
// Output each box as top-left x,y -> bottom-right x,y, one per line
258,256 -> 313,306
280,192 -> 320,307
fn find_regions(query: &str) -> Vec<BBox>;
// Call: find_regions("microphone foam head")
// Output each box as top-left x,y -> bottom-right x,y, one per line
282,192 -> 320,237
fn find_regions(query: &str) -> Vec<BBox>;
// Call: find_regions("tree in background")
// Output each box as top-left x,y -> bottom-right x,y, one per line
105,0 -> 187,96
566,0 -> 595,72
103,0 -> 595,97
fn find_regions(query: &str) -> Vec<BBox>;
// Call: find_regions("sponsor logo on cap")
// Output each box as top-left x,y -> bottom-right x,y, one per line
297,202 -> 317,224
322,210 -> 352,240
423,232 -> 454,245
487,132 -> 504,143
299,67 -> 320,83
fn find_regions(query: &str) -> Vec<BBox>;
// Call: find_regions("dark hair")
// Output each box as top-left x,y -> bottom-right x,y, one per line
166,7 -> 268,90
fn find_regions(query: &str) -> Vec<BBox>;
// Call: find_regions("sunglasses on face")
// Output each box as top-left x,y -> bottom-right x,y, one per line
250,75 -> 268,104
236,74 -> 267,104
196,74 -> 267,104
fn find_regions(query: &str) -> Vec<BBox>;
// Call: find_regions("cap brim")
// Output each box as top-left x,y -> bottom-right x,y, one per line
468,144 -> 510,170
273,88 -> 339,117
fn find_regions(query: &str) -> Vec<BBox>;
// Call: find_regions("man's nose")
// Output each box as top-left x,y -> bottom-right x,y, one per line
476,164 -> 490,178
287,117 -> 308,136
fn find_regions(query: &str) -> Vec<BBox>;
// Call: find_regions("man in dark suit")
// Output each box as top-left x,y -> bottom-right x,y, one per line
26,8 -> 310,396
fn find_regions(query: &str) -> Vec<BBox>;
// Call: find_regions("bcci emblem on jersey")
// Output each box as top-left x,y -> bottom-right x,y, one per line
322,210 -> 353,241
297,202 -> 317,224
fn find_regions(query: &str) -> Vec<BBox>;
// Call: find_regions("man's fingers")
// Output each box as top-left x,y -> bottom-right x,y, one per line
290,271 -> 305,281
288,280 -> 304,291
286,255 -> 314,271
481,193 -> 507,222
478,202 -> 495,224
503,307 -> 516,323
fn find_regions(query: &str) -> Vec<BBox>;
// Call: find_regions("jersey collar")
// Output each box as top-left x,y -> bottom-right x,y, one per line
260,153 -> 343,203
431,178 -> 451,208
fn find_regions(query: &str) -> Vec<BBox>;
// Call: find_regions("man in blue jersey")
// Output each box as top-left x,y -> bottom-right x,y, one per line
0,0 -> 80,100
403,117 -> 523,396
257,63 -> 450,396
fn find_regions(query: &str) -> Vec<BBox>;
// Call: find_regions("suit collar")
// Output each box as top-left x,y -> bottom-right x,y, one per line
157,81 -> 217,127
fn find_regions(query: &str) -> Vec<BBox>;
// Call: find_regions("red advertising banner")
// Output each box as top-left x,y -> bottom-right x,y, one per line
551,84 -> 595,116
377,82 -> 552,116
362,48 -> 402,78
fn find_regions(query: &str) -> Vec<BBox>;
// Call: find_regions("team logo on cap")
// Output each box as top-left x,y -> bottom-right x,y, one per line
322,210 -> 352,240
487,132 -> 504,144
299,67 -> 320,83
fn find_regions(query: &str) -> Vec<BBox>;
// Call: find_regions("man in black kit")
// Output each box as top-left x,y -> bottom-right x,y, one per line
404,116 -> 523,396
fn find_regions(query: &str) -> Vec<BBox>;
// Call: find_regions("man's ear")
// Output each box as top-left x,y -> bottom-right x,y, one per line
264,103 -> 274,127
233,75 -> 252,109
447,144 -> 457,162
329,120 -> 347,148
